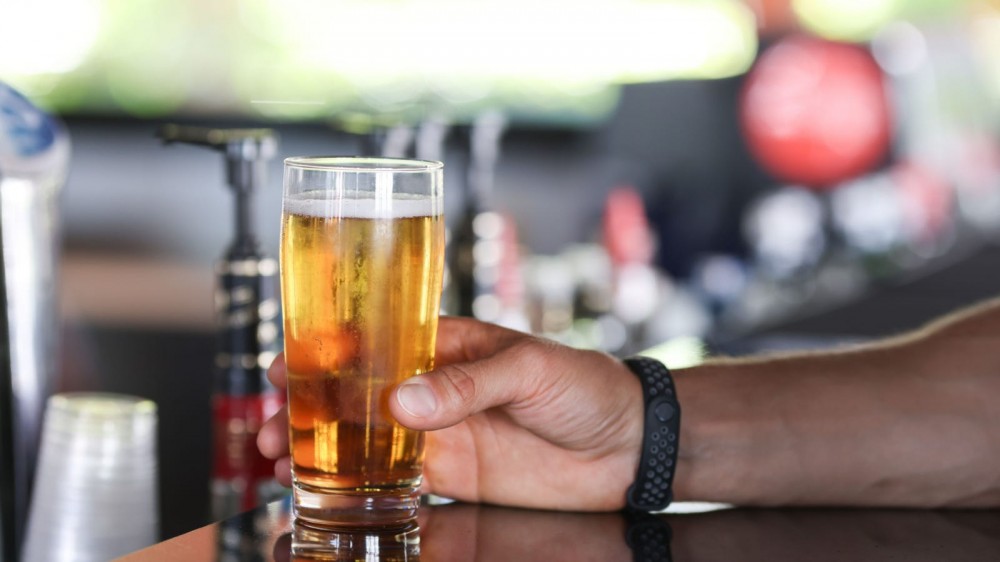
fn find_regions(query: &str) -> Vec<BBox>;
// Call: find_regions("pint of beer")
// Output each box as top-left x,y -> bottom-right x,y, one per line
280,157 -> 444,528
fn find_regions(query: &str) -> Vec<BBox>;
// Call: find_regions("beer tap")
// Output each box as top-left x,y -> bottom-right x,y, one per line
449,112 -> 527,329
157,125 -> 285,520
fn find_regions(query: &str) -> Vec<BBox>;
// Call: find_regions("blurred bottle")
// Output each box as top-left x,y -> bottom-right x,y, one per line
562,244 -> 625,352
735,186 -> 830,326
525,255 -> 577,343
157,126 -> 286,524
743,187 -> 827,283
602,186 -> 661,354
0,81 -> 70,561
448,112 -> 529,330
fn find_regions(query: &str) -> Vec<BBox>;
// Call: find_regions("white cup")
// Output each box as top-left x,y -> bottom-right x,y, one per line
23,393 -> 159,561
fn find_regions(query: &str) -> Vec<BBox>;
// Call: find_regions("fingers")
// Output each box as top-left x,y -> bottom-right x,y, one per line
435,316 -> 522,365
258,404 -> 289,459
391,339 -> 538,431
262,354 -> 292,486
267,352 -> 287,389
273,456 -> 292,488
391,316 -> 531,431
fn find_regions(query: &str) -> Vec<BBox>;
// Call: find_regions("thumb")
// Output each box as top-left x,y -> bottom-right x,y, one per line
390,348 -> 534,431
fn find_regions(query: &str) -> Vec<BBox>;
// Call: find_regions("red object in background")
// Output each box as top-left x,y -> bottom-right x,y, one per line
891,160 -> 952,244
212,392 -> 283,511
496,212 -> 525,311
740,35 -> 893,190
603,186 -> 655,266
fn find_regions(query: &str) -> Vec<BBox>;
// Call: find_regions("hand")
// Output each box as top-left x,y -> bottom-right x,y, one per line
258,316 -> 644,511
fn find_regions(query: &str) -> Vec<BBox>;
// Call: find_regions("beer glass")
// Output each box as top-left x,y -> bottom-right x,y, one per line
280,157 -> 444,529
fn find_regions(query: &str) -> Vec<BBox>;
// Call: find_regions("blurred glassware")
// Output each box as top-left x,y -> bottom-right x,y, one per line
952,133 -> 1000,238
565,244 -> 622,353
449,112 -> 530,331
743,187 -> 827,282
525,255 -> 577,343
23,393 -> 159,562
603,186 -> 662,354
830,173 -> 907,262
690,254 -> 749,315
0,80 -> 70,561
889,160 -> 955,260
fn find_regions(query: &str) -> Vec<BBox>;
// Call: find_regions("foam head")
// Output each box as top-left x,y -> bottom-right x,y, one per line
284,192 -> 441,219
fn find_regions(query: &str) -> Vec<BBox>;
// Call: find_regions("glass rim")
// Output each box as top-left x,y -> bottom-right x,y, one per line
49,392 -> 157,418
284,156 -> 443,172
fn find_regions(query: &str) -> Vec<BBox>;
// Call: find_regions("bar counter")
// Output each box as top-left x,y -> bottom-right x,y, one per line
122,496 -> 1000,561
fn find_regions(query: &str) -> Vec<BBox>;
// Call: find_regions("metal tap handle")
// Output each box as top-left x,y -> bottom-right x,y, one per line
157,125 -> 279,258
156,125 -> 276,157
157,125 -> 277,191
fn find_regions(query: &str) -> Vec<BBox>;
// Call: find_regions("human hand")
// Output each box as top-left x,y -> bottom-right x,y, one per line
257,316 -> 644,511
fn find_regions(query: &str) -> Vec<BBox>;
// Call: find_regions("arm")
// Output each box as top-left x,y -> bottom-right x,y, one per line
676,298 -> 1000,507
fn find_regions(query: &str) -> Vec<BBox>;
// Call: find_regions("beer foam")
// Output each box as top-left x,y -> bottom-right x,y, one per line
285,192 -> 441,219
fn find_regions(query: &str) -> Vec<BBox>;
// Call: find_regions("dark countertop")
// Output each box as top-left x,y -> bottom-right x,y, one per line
122,497 -> 1000,561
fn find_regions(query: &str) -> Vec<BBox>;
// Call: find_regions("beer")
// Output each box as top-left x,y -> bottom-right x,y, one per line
281,194 -> 444,500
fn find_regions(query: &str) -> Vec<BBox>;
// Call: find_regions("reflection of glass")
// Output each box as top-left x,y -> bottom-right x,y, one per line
281,157 -> 445,529
283,521 -> 420,562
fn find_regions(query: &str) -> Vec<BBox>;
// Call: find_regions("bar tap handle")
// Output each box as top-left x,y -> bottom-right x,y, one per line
157,125 -> 285,520
451,112 -> 512,320
157,125 -> 277,259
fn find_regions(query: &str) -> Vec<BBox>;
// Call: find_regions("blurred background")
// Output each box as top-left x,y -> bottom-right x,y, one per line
4,0 -> 1000,549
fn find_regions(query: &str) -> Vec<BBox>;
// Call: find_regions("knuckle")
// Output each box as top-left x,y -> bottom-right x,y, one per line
507,336 -> 604,400
512,337 -> 561,374
439,364 -> 478,407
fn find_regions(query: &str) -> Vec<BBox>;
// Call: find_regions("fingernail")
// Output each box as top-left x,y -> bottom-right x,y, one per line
397,380 -> 438,418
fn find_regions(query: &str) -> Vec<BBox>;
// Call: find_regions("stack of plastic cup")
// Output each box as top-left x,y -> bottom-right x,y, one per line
22,393 -> 159,561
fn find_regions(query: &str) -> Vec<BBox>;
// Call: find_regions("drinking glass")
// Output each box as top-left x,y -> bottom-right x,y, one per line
280,157 -> 445,528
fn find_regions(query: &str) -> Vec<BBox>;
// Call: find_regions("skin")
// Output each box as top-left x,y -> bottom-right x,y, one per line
258,299 -> 1000,509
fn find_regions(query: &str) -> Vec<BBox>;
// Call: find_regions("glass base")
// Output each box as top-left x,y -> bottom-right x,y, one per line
292,482 -> 420,530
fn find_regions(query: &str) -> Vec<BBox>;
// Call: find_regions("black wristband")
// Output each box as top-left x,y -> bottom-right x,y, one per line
623,357 -> 680,512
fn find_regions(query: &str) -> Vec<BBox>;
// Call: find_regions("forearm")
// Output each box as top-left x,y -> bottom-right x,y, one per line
673,299 -> 1000,507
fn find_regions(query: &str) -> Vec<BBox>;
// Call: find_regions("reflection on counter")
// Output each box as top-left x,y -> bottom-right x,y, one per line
125,497 -> 1000,562
283,522 -> 420,562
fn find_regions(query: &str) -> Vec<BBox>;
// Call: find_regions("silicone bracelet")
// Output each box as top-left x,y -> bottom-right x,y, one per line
624,357 -> 680,512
